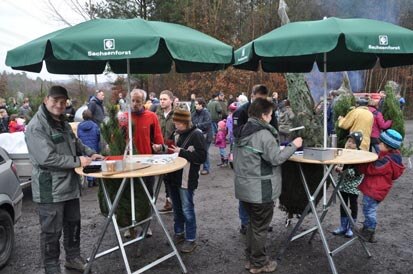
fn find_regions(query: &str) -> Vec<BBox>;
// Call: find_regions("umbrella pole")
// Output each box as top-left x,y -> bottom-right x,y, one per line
126,58 -> 136,224
323,53 -> 328,149
323,52 -> 328,209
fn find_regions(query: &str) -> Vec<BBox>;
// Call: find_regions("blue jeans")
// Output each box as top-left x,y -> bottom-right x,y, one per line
211,122 -> 218,137
362,195 -> 379,229
239,200 -> 249,226
203,142 -> 211,172
169,186 -> 196,241
219,147 -> 227,159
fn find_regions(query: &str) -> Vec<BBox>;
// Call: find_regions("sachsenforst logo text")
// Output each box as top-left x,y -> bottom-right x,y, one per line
87,38 -> 131,57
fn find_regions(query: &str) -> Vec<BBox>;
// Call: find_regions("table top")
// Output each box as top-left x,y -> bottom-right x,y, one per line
75,156 -> 187,178
289,149 -> 378,165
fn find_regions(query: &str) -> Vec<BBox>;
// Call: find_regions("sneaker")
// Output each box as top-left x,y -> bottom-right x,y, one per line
159,199 -> 173,214
240,224 -> 247,235
249,260 -> 277,274
200,170 -> 209,175
180,240 -> 197,253
64,256 -> 87,272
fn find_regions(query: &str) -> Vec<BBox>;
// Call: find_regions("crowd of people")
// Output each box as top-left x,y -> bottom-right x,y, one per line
0,97 -> 33,133
15,84 -> 406,274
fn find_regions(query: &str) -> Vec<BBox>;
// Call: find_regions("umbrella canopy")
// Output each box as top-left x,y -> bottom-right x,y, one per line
234,17 -> 413,72
234,17 -> 413,148
6,18 -> 233,74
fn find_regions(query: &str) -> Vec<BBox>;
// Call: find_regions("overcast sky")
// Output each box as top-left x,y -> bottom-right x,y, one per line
0,0 -> 109,83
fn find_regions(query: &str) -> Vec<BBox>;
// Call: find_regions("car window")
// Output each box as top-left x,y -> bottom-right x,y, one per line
0,154 -> 4,164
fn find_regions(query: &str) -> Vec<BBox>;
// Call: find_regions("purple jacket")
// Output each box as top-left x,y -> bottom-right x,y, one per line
368,106 -> 392,138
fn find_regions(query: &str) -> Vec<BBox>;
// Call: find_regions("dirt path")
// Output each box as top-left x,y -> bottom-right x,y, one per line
3,121 -> 413,274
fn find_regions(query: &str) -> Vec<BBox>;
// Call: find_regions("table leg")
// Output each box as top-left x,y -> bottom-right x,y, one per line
84,177 -> 130,274
308,167 -> 340,243
297,164 -> 338,274
138,177 -> 188,273
278,165 -> 333,260
324,171 -> 372,258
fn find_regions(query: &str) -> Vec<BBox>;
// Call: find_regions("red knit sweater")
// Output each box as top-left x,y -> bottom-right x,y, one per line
127,110 -> 164,154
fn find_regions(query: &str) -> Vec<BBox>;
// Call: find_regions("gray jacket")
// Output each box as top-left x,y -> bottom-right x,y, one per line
25,104 -> 96,203
233,117 -> 297,203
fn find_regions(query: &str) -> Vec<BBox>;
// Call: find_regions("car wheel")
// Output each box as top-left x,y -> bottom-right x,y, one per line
0,209 -> 14,269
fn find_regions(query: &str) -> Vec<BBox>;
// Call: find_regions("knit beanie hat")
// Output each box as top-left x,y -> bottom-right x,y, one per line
347,131 -> 363,150
218,120 -> 226,130
379,129 -> 403,149
228,102 -> 237,111
173,107 -> 191,124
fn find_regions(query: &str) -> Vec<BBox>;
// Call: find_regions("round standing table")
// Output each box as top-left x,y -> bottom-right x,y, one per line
279,149 -> 378,274
76,156 -> 187,274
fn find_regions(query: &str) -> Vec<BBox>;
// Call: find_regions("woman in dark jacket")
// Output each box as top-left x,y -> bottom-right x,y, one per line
191,97 -> 212,175
155,107 -> 206,253
77,109 -> 100,187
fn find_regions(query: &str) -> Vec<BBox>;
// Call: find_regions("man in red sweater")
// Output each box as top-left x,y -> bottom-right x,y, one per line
124,88 -> 164,238
130,88 -> 164,154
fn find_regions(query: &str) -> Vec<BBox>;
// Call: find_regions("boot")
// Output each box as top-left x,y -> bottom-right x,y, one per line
360,227 -> 377,243
159,198 -> 173,214
345,219 -> 356,238
217,157 -> 225,167
332,217 -> 348,235
222,158 -> 228,167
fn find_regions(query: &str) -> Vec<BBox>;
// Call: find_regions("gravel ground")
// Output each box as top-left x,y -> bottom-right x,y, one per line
2,121 -> 412,274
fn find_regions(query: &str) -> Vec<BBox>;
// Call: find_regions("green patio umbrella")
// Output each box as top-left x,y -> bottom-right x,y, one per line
6,21 -> 233,272
6,17 -> 234,154
234,17 -> 413,146
6,18 -> 233,74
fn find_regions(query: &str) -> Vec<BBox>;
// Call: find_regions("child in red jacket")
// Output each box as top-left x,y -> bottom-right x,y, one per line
357,129 -> 405,243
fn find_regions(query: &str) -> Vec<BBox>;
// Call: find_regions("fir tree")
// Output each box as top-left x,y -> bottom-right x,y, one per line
383,81 -> 405,137
98,105 -> 150,227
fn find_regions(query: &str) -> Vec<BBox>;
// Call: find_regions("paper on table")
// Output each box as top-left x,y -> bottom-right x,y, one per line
130,153 -> 179,165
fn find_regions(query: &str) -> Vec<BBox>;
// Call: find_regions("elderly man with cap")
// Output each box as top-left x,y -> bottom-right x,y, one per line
154,107 -> 206,253
25,85 -> 103,274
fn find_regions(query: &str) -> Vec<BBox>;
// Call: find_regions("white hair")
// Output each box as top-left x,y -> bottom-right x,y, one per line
237,94 -> 248,106
131,89 -> 147,101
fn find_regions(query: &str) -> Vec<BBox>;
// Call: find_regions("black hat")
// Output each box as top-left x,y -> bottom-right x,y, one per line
48,86 -> 69,99
347,131 -> 363,150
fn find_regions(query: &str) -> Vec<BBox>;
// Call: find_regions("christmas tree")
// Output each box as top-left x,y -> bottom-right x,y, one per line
99,105 -> 150,227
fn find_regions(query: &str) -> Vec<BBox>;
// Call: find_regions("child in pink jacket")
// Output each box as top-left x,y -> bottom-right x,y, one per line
215,119 -> 228,167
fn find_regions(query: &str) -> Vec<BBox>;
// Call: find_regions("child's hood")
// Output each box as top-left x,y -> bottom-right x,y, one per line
79,120 -> 97,131
381,150 -> 405,180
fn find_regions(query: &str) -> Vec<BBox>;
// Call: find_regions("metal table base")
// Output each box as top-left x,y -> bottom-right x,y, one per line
278,164 -> 371,274
83,175 -> 187,274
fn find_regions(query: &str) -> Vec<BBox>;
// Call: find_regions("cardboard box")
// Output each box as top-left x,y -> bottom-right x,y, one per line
303,147 -> 335,161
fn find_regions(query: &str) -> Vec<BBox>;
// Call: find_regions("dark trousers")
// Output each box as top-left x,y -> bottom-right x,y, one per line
339,191 -> 358,219
242,201 -> 274,268
143,176 -> 154,197
38,199 -> 81,268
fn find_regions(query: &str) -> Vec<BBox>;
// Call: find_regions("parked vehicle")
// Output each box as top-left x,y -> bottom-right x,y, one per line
0,132 -> 31,188
0,147 -> 23,269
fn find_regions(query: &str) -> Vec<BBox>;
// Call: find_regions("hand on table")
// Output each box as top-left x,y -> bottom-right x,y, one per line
91,154 -> 104,160
80,156 -> 92,167
170,145 -> 181,153
292,137 -> 303,149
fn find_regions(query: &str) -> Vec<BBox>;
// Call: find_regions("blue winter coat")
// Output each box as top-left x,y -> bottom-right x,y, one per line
77,120 -> 100,153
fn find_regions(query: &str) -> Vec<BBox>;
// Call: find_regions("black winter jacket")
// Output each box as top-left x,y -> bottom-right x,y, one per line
168,126 -> 206,190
